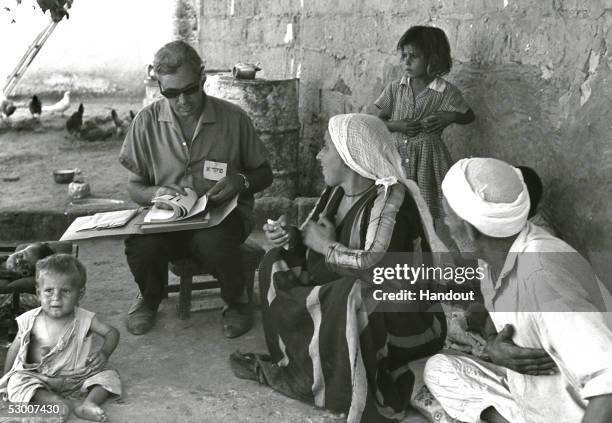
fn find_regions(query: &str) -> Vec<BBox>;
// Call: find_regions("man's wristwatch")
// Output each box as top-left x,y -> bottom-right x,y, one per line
237,173 -> 250,191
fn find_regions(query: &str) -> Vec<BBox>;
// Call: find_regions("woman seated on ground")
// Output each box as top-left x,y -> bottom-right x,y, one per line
231,114 -> 448,422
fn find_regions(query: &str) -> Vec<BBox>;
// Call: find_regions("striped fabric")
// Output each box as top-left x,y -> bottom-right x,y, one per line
253,185 -> 447,422
375,76 -> 470,218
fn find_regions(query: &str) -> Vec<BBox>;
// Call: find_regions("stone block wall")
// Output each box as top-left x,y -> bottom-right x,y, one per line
187,0 -> 611,256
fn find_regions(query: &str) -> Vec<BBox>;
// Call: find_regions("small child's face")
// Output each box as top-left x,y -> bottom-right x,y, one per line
37,271 -> 83,319
400,44 -> 428,79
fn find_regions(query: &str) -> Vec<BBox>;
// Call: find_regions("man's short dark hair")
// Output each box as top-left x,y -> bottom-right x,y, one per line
518,166 -> 543,218
153,40 -> 203,76
397,26 -> 452,77
36,254 -> 87,289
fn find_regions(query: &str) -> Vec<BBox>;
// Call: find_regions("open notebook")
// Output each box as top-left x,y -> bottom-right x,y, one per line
74,209 -> 140,232
144,187 -> 208,223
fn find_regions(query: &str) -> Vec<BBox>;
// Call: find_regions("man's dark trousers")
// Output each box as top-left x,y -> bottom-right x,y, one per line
124,210 -> 248,311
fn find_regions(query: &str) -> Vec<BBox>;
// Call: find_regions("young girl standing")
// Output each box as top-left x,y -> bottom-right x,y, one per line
376,25 -> 475,219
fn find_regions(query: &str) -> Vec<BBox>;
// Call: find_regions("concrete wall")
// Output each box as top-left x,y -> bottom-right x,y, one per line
193,0 -> 612,257
0,0 -> 175,96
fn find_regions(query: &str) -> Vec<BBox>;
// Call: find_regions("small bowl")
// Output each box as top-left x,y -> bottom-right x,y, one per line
53,169 -> 75,184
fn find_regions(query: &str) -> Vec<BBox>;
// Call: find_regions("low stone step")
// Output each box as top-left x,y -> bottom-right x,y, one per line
0,196 -> 319,243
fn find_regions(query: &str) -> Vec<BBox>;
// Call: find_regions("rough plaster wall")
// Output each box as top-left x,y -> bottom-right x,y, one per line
194,0 -> 611,256
198,0 -> 301,75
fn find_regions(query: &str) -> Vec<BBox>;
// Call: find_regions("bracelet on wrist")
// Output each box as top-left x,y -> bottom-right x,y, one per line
237,173 -> 250,191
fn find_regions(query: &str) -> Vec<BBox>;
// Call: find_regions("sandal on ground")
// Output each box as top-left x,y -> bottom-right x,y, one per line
230,350 -> 269,382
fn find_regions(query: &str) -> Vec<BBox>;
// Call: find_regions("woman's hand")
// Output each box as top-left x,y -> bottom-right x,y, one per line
421,112 -> 456,133
391,119 -> 422,137
263,215 -> 290,248
302,217 -> 337,255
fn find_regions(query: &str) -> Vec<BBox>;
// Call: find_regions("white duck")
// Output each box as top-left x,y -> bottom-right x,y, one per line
42,90 -> 71,114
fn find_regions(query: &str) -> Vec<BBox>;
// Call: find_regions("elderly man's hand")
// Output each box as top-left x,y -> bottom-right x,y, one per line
486,324 -> 558,376
153,184 -> 187,210
207,175 -> 244,204
302,217 -> 337,255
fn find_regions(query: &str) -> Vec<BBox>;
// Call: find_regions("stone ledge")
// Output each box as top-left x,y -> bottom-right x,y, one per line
0,196 -> 320,243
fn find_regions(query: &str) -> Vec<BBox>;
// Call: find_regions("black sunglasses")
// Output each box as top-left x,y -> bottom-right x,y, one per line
158,81 -> 201,99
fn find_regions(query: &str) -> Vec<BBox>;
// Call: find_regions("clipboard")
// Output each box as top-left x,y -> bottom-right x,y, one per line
60,195 -> 238,241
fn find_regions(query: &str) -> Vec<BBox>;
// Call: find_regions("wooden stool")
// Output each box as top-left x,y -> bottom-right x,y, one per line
167,239 -> 264,319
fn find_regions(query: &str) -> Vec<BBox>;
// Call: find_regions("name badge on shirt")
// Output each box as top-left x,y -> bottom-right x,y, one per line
203,160 -> 227,181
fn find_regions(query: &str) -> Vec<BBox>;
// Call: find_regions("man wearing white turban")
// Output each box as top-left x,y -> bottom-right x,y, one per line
423,158 -> 612,423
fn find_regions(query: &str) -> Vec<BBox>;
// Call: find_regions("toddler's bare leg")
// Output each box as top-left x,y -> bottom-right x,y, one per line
31,389 -> 71,422
74,386 -> 109,422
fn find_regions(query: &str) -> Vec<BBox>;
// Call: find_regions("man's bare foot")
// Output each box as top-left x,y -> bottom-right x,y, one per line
74,401 -> 107,422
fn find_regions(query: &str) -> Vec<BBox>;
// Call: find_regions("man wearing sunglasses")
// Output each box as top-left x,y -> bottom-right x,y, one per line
118,40 -> 273,338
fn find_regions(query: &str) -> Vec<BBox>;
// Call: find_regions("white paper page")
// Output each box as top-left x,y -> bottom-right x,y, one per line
147,188 -> 199,222
144,191 -> 207,223
181,195 -> 208,219
76,209 -> 139,231
144,207 -> 175,223
71,215 -> 98,232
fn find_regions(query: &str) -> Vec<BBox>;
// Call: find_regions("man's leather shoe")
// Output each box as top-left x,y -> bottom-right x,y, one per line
222,304 -> 253,338
127,295 -> 156,335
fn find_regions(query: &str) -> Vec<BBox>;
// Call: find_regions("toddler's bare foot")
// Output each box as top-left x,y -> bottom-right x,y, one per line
74,400 -> 106,422
59,407 -> 70,423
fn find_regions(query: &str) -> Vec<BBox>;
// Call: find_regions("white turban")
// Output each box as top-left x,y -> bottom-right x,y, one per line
441,158 -> 530,238
327,113 -> 448,253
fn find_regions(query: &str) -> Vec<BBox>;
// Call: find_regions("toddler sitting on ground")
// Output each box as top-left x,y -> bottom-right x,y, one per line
0,254 -> 121,422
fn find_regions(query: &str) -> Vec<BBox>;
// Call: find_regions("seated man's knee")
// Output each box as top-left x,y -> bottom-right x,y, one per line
424,354 -> 458,389
125,235 -> 167,258
191,230 -> 241,258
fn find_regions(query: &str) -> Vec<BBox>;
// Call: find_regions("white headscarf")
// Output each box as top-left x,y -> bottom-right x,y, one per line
327,113 -> 447,253
441,158 -> 530,237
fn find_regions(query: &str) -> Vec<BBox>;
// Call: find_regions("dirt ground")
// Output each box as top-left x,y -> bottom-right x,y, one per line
49,237 -> 350,423
0,97 -> 140,214
1,237 -> 429,423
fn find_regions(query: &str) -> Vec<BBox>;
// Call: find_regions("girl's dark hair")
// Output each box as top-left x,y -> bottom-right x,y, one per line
517,166 -> 543,218
397,26 -> 452,77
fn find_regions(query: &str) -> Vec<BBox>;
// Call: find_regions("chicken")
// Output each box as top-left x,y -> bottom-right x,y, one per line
1,99 -> 17,118
65,103 -> 84,135
110,109 -> 126,136
42,90 -> 70,114
79,126 -> 114,142
28,95 -> 42,117
110,108 -> 123,126
77,115 -> 114,141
